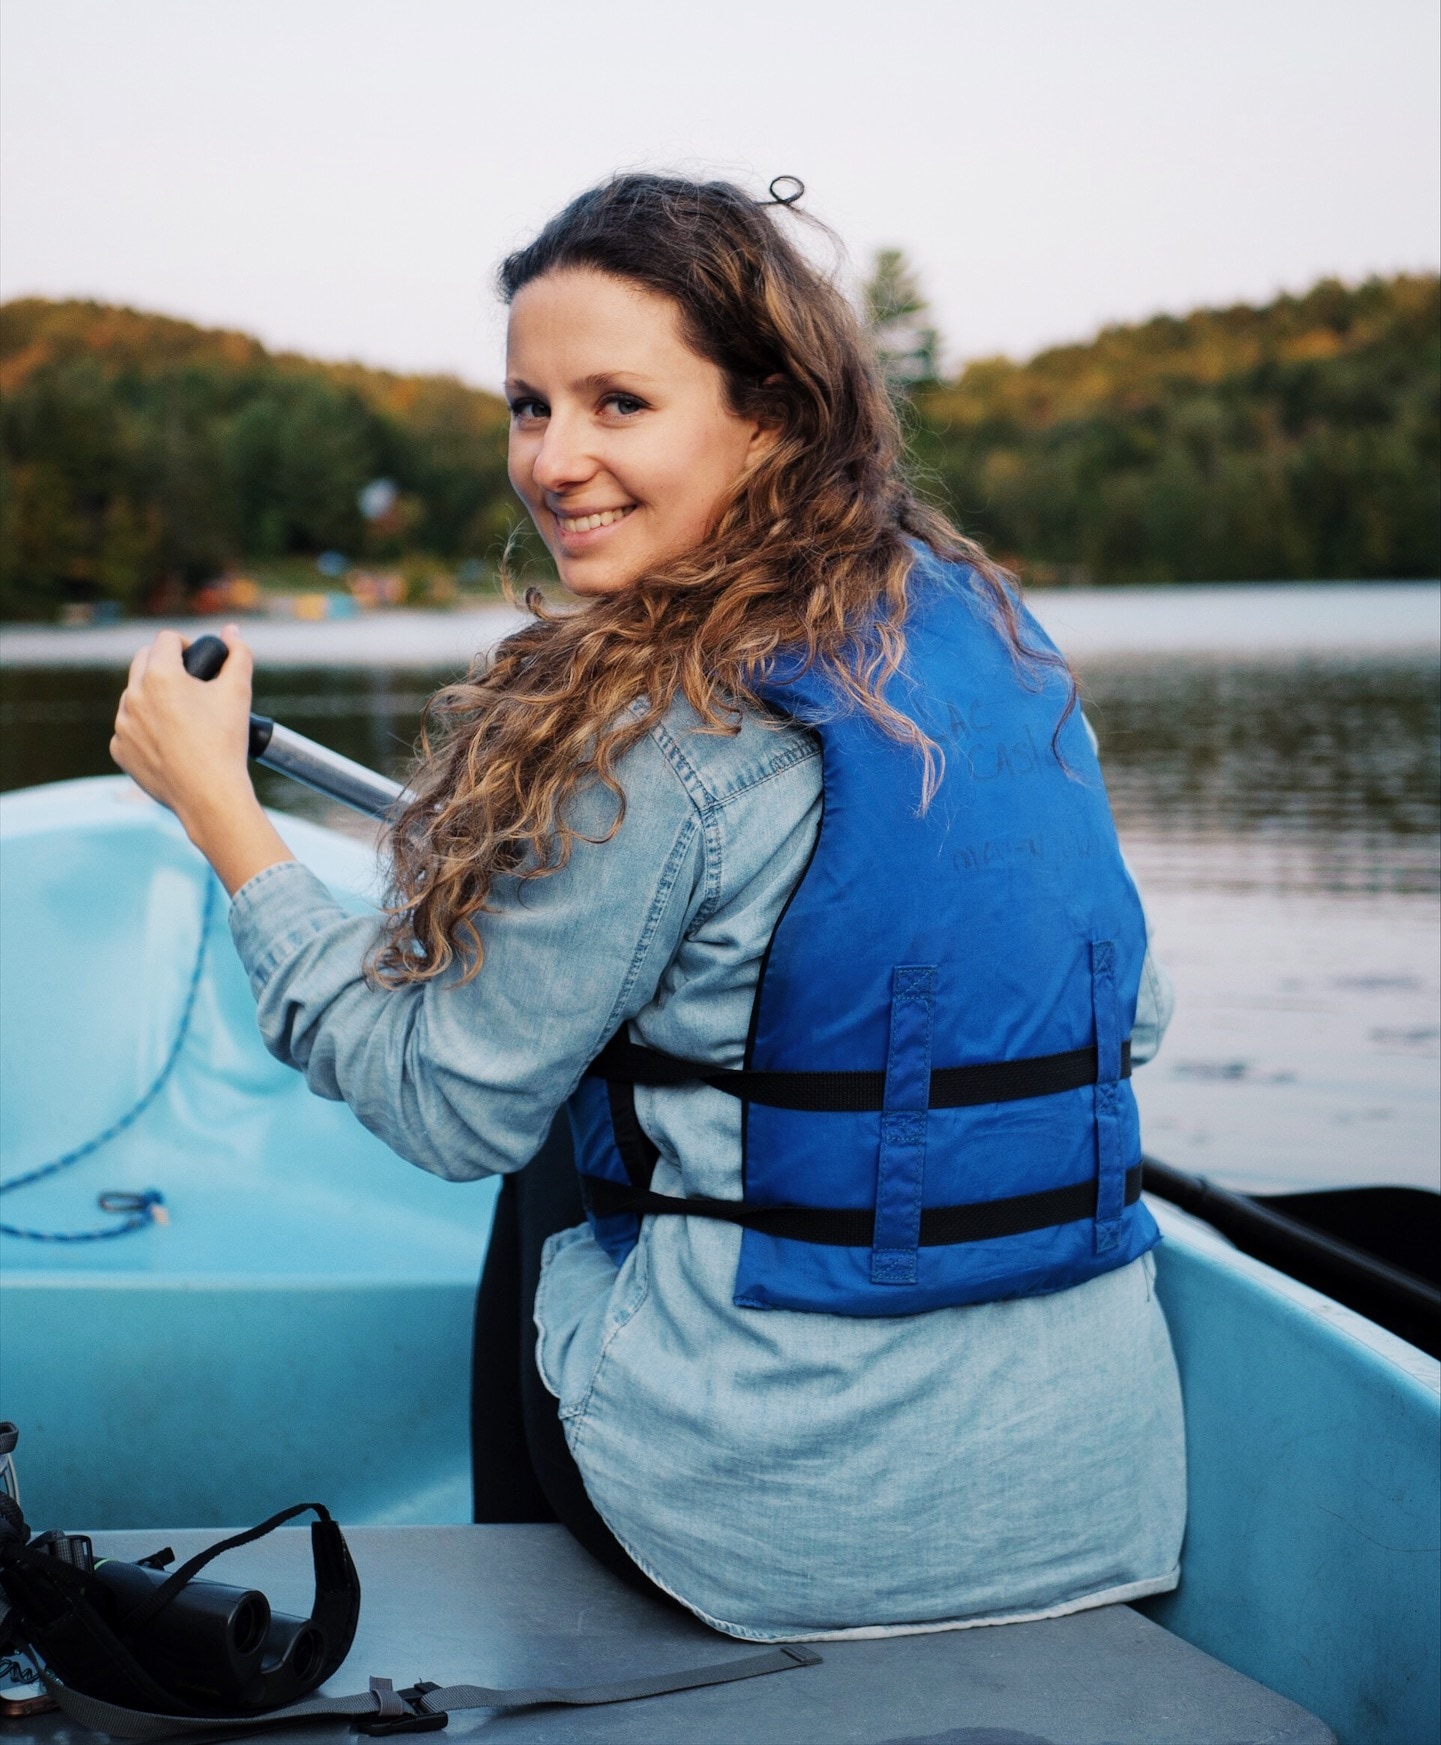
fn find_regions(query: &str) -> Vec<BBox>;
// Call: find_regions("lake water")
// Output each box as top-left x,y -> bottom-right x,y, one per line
2,582 -> 1437,1195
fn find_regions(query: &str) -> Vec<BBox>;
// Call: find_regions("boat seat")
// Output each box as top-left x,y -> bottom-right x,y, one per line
20,1523 -> 1337,1745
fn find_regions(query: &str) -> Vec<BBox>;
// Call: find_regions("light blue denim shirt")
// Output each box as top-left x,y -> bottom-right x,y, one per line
229,698 -> 1185,1641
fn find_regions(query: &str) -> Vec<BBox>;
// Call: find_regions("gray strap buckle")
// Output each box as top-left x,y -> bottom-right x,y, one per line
353,1679 -> 447,1736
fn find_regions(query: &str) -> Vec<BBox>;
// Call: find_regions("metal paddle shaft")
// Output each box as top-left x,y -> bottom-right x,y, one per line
180,635 -> 406,820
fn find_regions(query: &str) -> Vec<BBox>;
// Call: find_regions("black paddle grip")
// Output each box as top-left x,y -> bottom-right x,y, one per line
182,633 -> 230,682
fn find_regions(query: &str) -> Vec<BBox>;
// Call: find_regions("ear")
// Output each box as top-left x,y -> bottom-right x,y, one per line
745,374 -> 789,461
746,420 -> 783,464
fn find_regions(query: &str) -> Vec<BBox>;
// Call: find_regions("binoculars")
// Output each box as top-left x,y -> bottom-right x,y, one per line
29,1527 -> 337,1710
0,1433 -> 359,1724
82,1545 -> 329,1707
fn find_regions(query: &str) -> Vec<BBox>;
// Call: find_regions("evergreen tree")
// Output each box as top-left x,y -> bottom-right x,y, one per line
864,248 -> 942,394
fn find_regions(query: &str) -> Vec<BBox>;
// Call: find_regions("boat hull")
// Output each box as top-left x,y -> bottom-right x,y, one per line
1145,1204 -> 1439,1745
0,778 -> 497,1528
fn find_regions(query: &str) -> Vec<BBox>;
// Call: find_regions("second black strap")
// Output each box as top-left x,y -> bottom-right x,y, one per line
581,1165 -> 1143,1248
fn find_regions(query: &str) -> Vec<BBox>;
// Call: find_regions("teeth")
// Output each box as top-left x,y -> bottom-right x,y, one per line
558,506 -> 633,532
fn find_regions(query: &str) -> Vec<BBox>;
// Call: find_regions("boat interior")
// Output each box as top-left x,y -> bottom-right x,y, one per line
2,778 -> 1437,1745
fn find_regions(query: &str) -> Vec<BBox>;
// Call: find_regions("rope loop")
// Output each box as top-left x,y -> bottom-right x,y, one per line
0,878 -> 216,1242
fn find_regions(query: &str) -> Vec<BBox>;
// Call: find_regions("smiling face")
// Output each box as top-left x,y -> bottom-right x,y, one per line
505,269 -> 772,597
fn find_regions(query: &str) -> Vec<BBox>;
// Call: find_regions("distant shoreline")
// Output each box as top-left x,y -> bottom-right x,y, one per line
6,279 -> 1438,619
1,582 -> 1436,669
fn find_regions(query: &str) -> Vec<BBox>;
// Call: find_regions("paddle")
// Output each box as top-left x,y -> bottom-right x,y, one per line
180,634 -> 405,818
1143,1159 -> 1439,1357
176,631 -> 1440,1355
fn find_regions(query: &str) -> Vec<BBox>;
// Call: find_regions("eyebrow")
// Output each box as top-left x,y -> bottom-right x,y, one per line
503,371 -> 657,396
576,371 -> 656,392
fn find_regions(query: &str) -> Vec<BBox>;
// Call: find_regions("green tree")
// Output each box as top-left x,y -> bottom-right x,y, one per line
863,249 -> 941,395
911,273 -> 1439,582
0,299 -> 514,618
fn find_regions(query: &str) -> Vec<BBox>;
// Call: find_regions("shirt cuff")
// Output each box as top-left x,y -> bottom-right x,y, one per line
228,859 -> 353,993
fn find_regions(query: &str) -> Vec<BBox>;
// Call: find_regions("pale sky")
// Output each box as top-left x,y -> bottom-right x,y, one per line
2,0 -> 1437,390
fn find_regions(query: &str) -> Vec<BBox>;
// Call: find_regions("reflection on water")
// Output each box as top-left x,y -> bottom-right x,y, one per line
1131,881 -> 1438,1193
0,669 -> 429,836
1080,655 -> 1439,896
3,646 -> 1437,1193
5,654 -> 1436,894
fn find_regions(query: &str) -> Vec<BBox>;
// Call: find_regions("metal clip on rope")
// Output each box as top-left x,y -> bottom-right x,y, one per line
0,881 -> 217,1241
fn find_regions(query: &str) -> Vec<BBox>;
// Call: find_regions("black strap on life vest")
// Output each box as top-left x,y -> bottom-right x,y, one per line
581,1036 -> 1140,1248
580,1164 -> 1144,1248
589,1034 -> 1132,1113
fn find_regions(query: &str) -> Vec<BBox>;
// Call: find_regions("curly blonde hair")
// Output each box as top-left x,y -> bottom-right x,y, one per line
374,174 -> 1053,985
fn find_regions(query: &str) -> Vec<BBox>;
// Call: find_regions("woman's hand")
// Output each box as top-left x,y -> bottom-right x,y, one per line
111,624 -> 295,894
112,626 -> 252,818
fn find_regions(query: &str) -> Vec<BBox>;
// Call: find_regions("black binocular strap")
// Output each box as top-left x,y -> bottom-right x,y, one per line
40,1650 -> 821,1741
113,1503 -> 357,1690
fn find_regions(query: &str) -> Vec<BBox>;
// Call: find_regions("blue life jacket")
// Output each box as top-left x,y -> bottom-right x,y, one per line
569,553 -> 1160,1316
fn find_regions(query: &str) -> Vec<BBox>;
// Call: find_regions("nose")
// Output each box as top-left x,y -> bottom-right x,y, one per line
528,410 -> 598,496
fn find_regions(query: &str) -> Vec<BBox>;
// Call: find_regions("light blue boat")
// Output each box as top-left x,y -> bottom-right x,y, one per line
1,777 -> 498,1528
2,776 -> 1437,1745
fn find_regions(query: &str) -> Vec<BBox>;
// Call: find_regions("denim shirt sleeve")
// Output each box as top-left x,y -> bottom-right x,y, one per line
1081,709 -> 1173,1067
227,736 -> 705,1182
1130,947 -> 1175,1066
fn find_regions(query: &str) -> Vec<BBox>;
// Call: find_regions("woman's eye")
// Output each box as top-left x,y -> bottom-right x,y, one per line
509,397 -> 547,421
602,394 -> 646,417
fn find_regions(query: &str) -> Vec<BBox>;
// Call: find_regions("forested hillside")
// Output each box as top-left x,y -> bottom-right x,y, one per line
1,274 -> 1436,618
0,300 -> 512,619
912,274 -> 1439,584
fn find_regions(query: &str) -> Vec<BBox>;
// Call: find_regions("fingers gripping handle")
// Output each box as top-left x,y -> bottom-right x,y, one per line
181,634 -> 405,820
182,634 -> 275,759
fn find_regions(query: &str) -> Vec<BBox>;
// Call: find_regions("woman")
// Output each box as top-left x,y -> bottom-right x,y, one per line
111,173 -> 1185,1641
